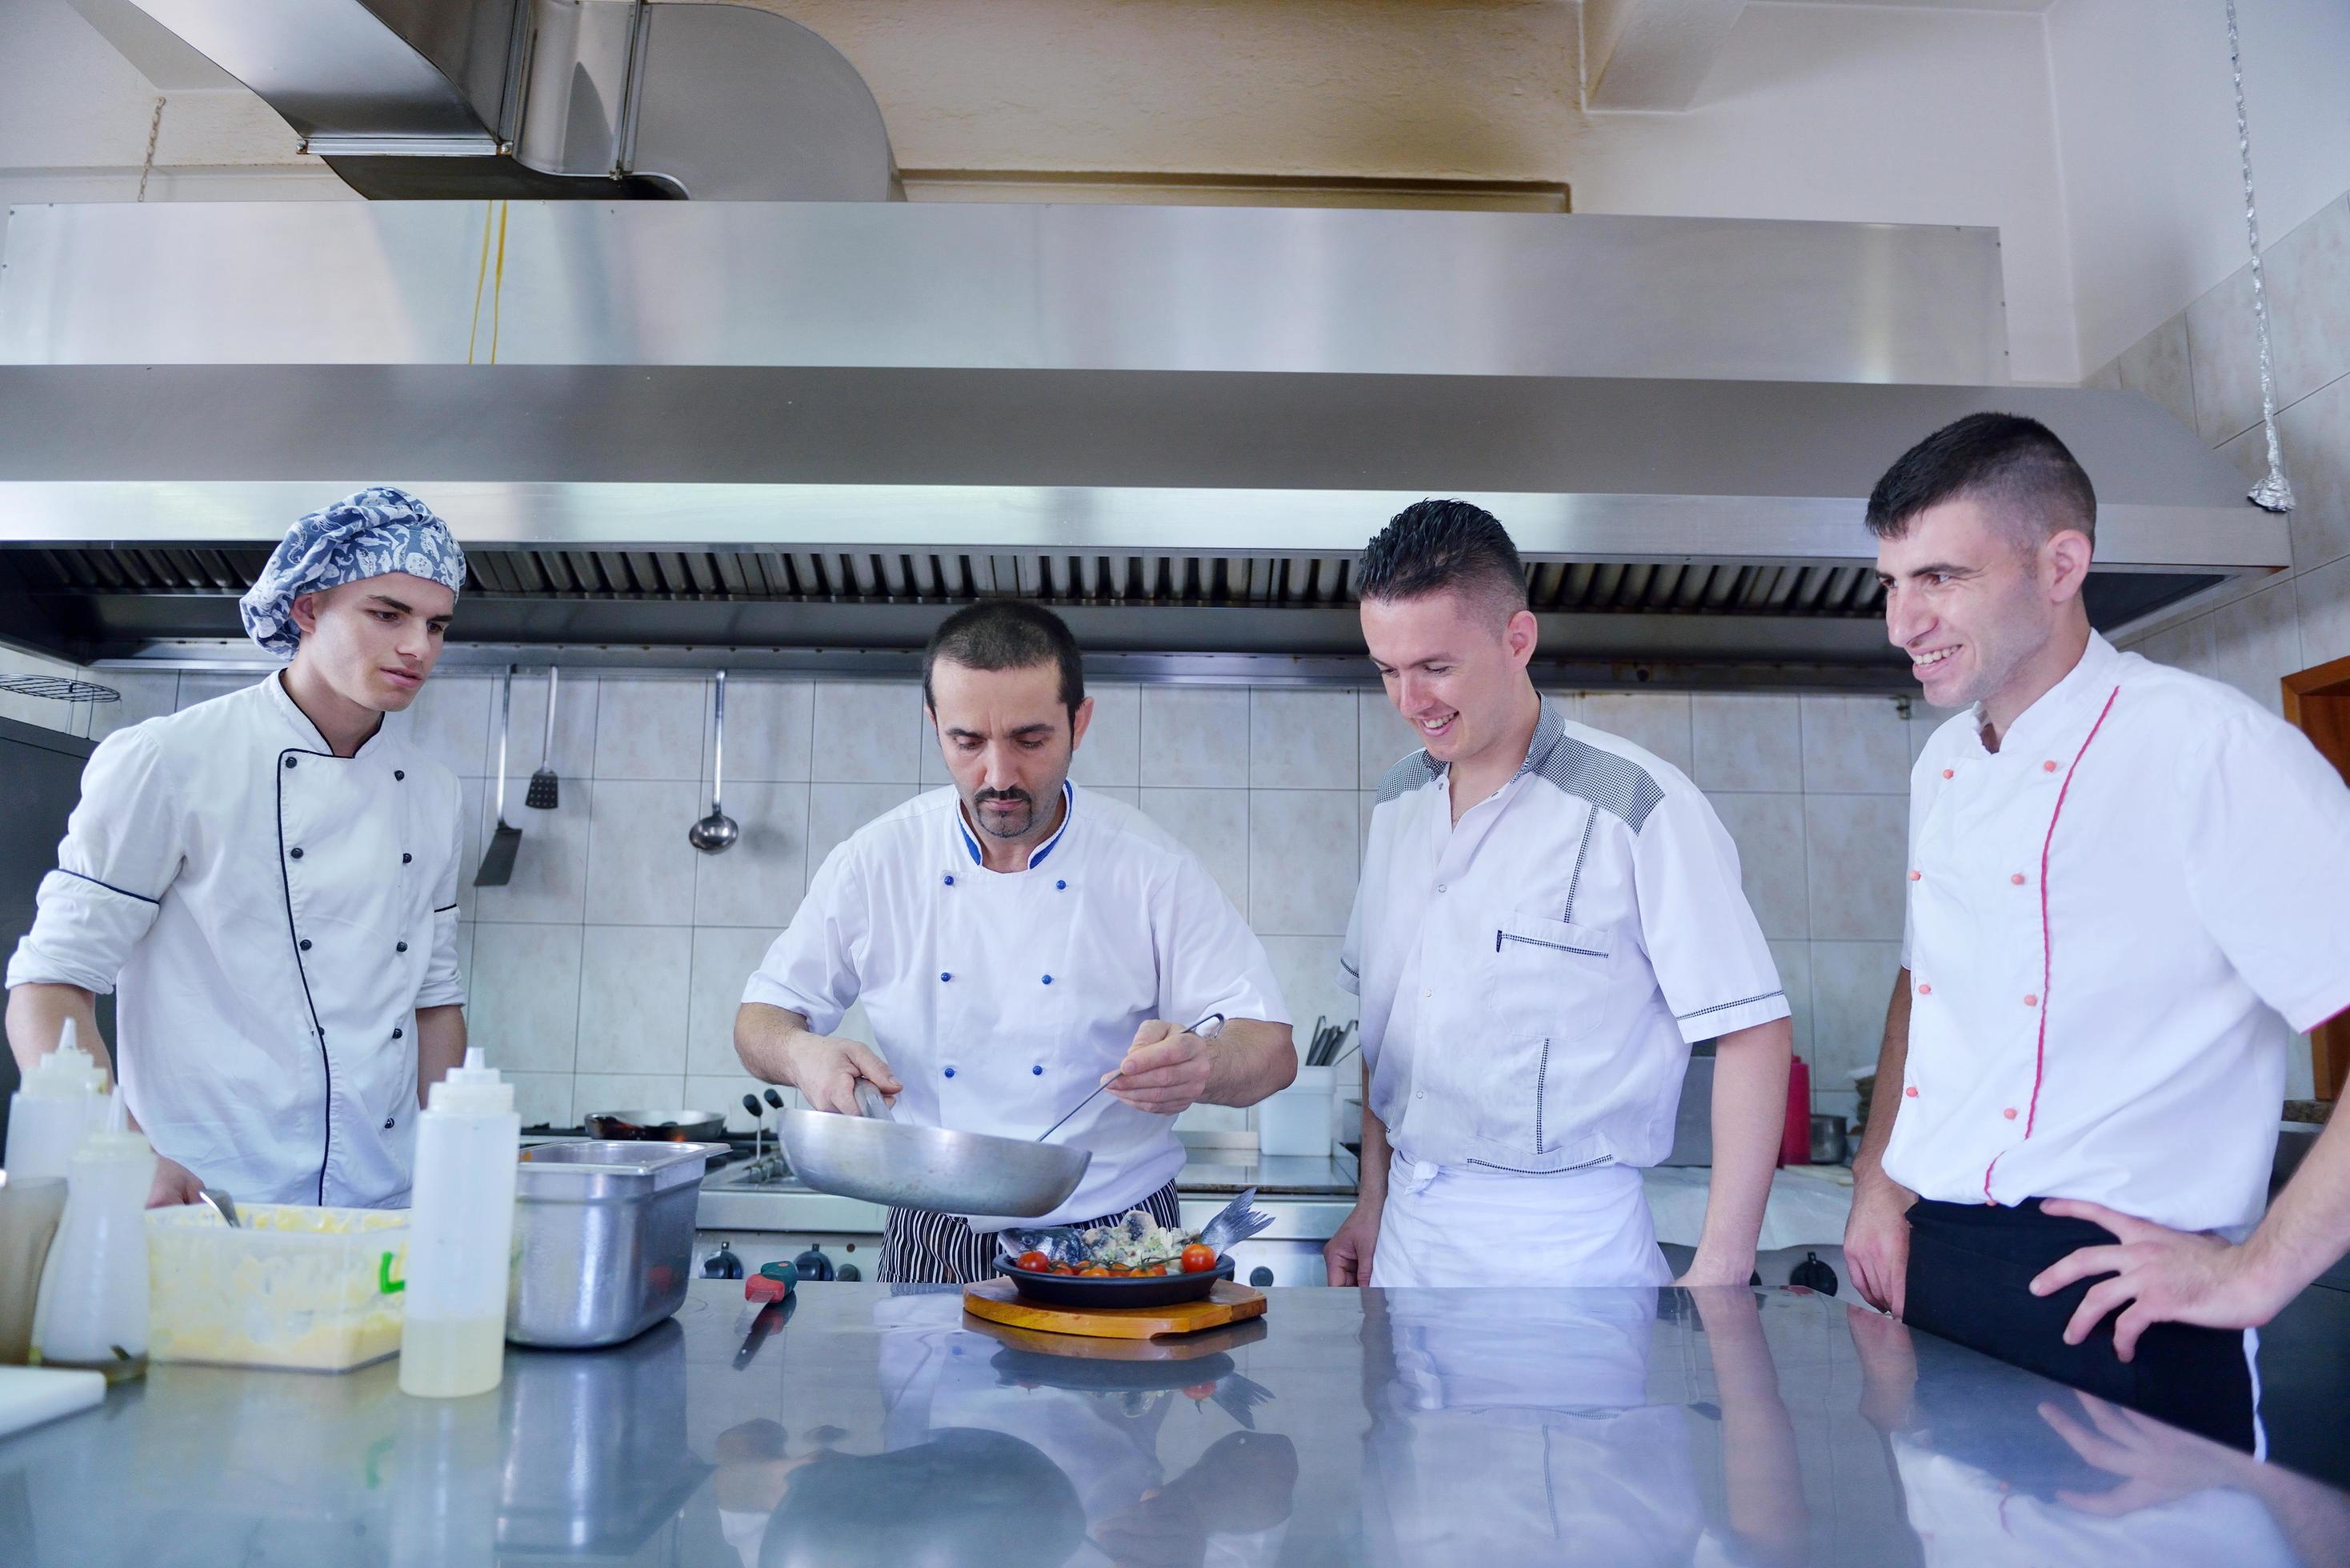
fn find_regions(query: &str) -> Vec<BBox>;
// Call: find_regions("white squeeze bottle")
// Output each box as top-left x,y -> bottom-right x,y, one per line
5,1018 -> 110,1180
400,1048 -> 519,1398
33,1088 -> 154,1381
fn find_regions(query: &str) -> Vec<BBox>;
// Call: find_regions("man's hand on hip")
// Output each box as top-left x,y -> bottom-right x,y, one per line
2028,1198 -> 2286,1360
1324,1201 -> 1379,1286
1107,1018 -> 1213,1115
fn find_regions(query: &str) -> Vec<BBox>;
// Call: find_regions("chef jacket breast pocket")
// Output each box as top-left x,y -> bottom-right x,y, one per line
1487,909 -> 1615,1040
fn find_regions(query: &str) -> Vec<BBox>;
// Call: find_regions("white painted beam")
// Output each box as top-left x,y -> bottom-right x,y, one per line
1584,0 -> 1747,111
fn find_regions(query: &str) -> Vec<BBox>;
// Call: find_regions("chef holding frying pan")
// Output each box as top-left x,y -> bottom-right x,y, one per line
734,602 -> 1296,1284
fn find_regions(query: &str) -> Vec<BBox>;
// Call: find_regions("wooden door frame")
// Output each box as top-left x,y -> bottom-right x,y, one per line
2283,654 -> 2350,1099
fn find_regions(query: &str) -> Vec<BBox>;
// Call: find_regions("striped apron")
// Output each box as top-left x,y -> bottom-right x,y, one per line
879,1180 -> 1184,1285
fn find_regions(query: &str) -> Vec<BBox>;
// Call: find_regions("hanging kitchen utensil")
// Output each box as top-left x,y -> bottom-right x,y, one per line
525,666 -> 560,810
1034,1013 -> 1224,1144
687,670 -> 740,854
474,667 -> 524,886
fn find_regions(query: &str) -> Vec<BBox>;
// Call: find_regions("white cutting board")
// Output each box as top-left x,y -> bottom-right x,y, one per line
0,1366 -> 106,1441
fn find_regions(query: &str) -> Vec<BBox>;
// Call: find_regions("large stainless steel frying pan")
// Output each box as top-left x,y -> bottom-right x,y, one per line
777,1082 -> 1091,1217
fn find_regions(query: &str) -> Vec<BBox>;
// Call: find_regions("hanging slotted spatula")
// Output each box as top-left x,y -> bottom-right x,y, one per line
474,667 -> 524,886
525,666 -> 560,810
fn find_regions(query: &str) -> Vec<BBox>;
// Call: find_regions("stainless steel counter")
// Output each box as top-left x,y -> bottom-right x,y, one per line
5,1282 -> 2344,1565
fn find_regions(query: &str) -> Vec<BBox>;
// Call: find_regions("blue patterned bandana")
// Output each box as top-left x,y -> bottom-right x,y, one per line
239,487 -> 467,658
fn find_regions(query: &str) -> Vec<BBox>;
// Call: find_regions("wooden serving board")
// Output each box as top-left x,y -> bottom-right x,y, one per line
962,1280 -> 1267,1340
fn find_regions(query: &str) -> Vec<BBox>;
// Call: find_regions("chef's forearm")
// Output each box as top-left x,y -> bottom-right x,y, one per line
1199,1018 -> 1297,1107
414,1004 -> 466,1104
2236,1102 -> 2350,1312
6,982 -> 109,1080
735,1002 -> 815,1085
1690,1016 -> 1792,1270
1355,1088 -> 1392,1204
1851,970 -> 1914,1194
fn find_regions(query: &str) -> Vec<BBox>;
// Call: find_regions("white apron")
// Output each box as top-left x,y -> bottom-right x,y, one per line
1373,1153 -> 1671,1288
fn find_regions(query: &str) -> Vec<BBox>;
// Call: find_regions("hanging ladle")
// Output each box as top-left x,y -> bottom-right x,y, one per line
688,670 -> 741,854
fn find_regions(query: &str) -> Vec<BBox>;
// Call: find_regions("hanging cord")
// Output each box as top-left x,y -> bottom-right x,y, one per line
135,95 -> 166,203
2226,0 -> 2295,513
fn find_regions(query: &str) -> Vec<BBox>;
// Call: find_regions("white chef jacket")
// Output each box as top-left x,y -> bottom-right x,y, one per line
1343,696 -> 1788,1177
743,782 -> 1287,1228
1885,632 -> 2350,1233
6,673 -> 466,1206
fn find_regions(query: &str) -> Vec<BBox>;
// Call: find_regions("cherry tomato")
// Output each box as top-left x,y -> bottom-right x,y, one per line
1179,1244 -> 1216,1274
1143,1265 -> 1168,1276
1015,1250 -> 1051,1273
1051,1263 -> 1076,1275
1079,1265 -> 1111,1277
1182,1382 -> 1219,1401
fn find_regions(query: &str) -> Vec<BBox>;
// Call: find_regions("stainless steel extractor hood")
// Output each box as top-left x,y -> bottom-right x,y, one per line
0,202 -> 2288,690
121,0 -> 898,200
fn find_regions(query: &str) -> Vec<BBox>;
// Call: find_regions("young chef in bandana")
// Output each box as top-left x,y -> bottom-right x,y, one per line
1843,414 -> 2350,1453
6,487 -> 471,1208
735,602 -> 1295,1283
1327,501 -> 1793,1289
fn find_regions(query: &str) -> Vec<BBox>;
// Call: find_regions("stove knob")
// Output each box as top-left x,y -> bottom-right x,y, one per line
835,1263 -> 861,1282
1248,1267 -> 1275,1288
703,1243 -> 744,1280
793,1244 -> 835,1282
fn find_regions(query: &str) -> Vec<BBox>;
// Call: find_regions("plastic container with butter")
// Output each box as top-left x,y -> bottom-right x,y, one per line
146,1204 -> 409,1373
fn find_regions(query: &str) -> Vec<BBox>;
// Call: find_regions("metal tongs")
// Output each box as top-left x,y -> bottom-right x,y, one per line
1035,1012 -> 1225,1143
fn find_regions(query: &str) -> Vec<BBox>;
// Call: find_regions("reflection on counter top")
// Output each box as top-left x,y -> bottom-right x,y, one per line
4,1282 -> 2346,1566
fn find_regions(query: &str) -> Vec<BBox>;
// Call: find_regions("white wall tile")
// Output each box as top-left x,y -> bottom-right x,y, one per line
1767,938 -> 1812,1062
689,926 -> 780,1078
2184,261 -> 2263,446
1580,692 -> 1692,776
2108,310 -> 2197,434
1711,793 -> 1808,940
2207,577 -> 2303,717
398,674 -> 491,778
1799,696 -> 1912,794
1248,689 -> 1357,789
919,712 -> 953,787
575,925 -> 692,1075
1255,934 -> 1352,1043
691,781 -> 810,927
1139,687 -> 1247,787
504,669 -> 598,789
0,654 -> 93,736
2131,613 -> 2219,681
1139,788 -> 1250,915
470,775 -> 591,923
174,671 -> 255,711
1248,790 -> 1358,936
1071,684 -> 1140,787
469,922 -> 582,1073
2299,554 -> 2350,669
1691,694 -> 1803,792
594,677 -> 707,782
1176,1103 -> 1248,1134
1804,795 -> 1908,942
812,682 -> 923,782
1356,688 -> 1423,789
584,780 -> 703,925
1808,941 -> 1903,1093
2278,366 -> 2350,573
453,920 -> 475,993
1086,786 -> 1139,810
807,782 -> 922,876
84,670 -> 179,742
572,1074 -> 689,1115
713,678 -> 814,783
508,1071 -> 574,1130
2265,194 -> 2350,411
